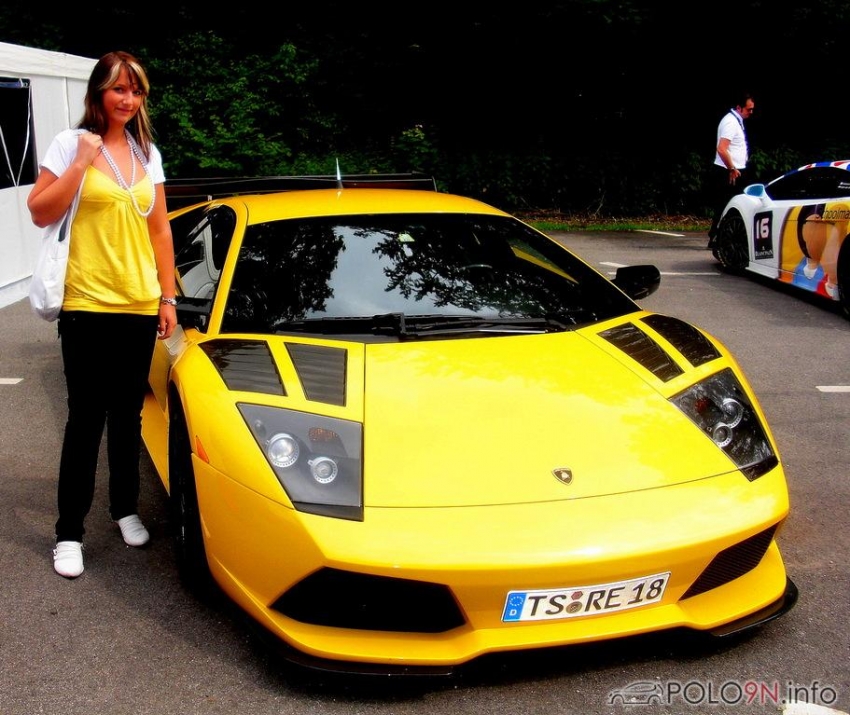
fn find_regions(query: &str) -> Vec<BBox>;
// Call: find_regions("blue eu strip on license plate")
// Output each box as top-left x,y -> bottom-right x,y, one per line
502,572 -> 670,622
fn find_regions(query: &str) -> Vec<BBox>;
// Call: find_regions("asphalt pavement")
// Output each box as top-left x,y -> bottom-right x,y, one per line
1,232 -> 848,715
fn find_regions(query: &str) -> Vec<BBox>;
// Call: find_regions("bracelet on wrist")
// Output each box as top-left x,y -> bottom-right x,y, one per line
160,296 -> 178,306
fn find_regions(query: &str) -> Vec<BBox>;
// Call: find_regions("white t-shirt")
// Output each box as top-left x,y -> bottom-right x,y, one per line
40,128 -> 165,183
714,110 -> 748,169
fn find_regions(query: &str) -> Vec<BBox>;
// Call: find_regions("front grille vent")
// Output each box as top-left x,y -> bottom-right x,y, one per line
681,524 -> 778,600
273,568 -> 465,633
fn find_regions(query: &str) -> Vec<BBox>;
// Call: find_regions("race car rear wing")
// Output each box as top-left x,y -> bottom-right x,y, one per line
165,173 -> 438,210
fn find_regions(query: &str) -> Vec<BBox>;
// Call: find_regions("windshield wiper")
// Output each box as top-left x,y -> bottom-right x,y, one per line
274,316 -> 377,334
372,313 -> 571,338
275,313 -> 574,338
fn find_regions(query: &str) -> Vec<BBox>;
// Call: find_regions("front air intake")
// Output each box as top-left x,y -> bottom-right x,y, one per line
273,568 -> 465,633
681,524 -> 778,600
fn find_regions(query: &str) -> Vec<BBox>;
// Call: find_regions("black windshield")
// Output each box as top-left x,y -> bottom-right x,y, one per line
221,213 -> 637,337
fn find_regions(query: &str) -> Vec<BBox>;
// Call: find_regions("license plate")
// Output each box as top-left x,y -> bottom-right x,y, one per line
502,572 -> 670,622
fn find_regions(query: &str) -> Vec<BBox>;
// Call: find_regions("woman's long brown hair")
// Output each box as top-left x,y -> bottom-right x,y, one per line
78,51 -> 154,160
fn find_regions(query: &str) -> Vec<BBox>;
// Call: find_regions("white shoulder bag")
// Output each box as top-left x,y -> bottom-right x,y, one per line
29,188 -> 82,322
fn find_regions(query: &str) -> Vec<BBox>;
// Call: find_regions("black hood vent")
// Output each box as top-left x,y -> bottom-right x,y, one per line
599,322 -> 683,382
285,343 -> 347,406
200,340 -> 285,395
641,314 -> 720,367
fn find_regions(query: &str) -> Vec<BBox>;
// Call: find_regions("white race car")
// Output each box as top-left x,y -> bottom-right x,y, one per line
712,160 -> 850,318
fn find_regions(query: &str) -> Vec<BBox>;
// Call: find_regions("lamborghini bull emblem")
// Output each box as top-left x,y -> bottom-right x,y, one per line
552,467 -> 573,485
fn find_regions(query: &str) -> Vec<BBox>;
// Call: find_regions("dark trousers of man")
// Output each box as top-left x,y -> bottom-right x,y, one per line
55,311 -> 158,543
707,164 -> 750,245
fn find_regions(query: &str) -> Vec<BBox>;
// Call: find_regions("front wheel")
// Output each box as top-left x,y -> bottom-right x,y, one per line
168,396 -> 214,597
715,211 -> 749,273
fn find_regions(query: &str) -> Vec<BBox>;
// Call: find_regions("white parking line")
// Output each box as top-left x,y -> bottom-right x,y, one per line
636,229 -> 687,237
817,386 -> 850,393
783,702 -> 849,715
0,378 -> 23,385
599,261 -> 716,276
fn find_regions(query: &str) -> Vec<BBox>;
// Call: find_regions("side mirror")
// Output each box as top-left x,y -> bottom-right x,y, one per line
744,183 -> 766,198
175,296 -> 212,331
612,265 -> 661,300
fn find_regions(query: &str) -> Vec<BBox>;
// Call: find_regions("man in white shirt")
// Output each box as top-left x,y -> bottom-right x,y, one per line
707,93 -> 755,247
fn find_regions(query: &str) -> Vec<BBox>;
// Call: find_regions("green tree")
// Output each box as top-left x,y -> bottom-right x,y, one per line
3,1 -> 850,216
148,32 -> 334,177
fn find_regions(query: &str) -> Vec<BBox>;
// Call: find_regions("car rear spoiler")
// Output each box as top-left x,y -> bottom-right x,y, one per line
165,173 -> 438,210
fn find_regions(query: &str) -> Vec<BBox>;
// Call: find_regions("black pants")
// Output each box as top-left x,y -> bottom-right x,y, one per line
708,164 -> 750,242
55,311 -> 158,542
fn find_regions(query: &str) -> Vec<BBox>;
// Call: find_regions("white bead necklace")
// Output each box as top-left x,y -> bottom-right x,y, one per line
99,130 -> 155,218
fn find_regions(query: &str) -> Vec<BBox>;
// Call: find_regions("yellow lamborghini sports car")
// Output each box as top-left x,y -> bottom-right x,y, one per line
143,175 -> 797,674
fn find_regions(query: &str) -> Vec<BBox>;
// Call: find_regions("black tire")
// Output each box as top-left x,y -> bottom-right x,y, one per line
838,237 -> 850,320
168,396 -> 215,596
715,211 -> 749,273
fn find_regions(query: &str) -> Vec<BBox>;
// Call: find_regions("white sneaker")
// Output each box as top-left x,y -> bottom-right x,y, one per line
115,515 -> 150,547
53,541 -> 84,578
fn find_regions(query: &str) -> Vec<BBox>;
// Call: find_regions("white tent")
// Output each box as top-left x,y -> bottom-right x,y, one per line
0,42 -> 96,309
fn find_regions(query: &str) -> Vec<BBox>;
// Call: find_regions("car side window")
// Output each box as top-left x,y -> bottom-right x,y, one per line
170,206 -> 237,300
767,167 -> 850,201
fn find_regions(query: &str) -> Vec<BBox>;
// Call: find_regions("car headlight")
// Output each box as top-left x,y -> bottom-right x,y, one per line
671,368 -> 778,481
268,433 -> 300,468
238,403 -> 363,520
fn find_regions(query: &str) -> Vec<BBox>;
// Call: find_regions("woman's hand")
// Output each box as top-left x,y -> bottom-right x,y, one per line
157,303 -> 177,340
27,131 -> 103,228
77,131 -> 103,166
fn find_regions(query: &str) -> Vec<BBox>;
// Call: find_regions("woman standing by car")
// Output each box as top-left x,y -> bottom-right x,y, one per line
27,51 -> 177,579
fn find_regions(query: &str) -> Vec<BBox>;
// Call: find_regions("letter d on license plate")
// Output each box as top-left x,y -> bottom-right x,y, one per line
502,572 -> 670,622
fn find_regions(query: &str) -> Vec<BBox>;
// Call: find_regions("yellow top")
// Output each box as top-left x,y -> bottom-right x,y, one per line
63,167 -> 160,314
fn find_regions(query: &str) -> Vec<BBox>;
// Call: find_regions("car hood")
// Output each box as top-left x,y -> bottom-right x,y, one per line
360,323 -> 735,508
